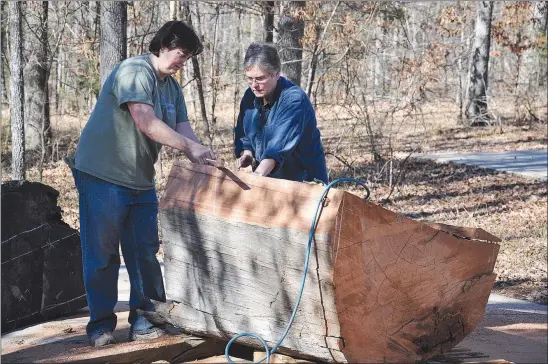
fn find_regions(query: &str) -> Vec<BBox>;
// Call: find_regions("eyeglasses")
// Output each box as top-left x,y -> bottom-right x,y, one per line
245,74 -> 272,85
176,50 -> 193,62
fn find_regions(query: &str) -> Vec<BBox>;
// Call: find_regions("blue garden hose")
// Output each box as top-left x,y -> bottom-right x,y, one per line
225,178 -> 370,363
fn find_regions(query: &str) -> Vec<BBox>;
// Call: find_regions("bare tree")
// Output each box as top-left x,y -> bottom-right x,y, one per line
264,1 -> 275,43
100,1 -> 127,86
24,1 -> 51,163
1,0 -> 8,104
9,1 -> 25,180
465,1 -> 494,125
305,2 -> 339,98
209,4 -> 220,127
233,5 -> 242,122
182,2 -> 212,148
278,1 -> 306,86
169,1 -> 180,21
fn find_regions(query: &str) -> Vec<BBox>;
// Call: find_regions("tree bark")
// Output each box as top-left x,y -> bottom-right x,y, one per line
305,23 -> 321,98
87,1 -> 100,111
263,1 -> 275,43
1,0 -> 8,104
465,1 -> 494,125
9,1 -> 25,180
24,2 -> 51,161
306,2 -> 339,101
210,4 -> 220,127
55,47 -> 62,114
278,1 -> 306,86
182,3 -> 212,148
233,7 -> 242,123
374,18 -> 385,95
457,4 -> 471,125
100,1 -> 127,87
169,1 -> 177,21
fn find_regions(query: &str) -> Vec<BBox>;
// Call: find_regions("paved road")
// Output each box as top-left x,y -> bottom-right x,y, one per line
452,293 -> 547,363
414,150 -> 547,180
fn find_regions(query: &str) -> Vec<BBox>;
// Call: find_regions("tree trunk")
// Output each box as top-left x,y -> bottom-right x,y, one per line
169,1 -> 177,21
233,7 -> 242,123
306,2 -> 339,101
305,23 -> 321,98
9,1 -> 25,180
87,1 -> 100,112
182,3 -> 212,148
55,48 -> 62,114
278,1 -> 306,86
456,7 -> 470,125
100,1 -> 127,87
193,1 -> 204,44
1,0 -> 8,104
39,1 -> 51,169
465,1 -> 494,126
23,2 -> 50,153
263,1 -> 275,43
94,1 -> 101,40
374,18 -> 386,96
210,4 -> 220,127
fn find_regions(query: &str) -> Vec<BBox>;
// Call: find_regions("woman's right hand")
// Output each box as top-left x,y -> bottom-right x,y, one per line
236,150 -> 254,170
187,143 -> 216,165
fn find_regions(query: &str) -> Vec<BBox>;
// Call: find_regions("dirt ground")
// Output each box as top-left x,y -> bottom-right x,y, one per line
2,100 -> 547,305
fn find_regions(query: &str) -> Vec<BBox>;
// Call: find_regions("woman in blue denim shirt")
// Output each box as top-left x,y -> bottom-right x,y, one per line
234,42 -> 328,184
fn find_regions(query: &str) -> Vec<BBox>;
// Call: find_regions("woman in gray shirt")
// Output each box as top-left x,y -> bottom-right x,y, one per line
73,21 -> 216,347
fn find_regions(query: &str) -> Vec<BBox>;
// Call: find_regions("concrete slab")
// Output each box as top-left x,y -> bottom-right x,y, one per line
414,150 -> 547,180
451,293 -> 547,363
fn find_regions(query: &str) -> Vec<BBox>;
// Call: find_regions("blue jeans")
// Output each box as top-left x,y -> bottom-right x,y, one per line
72,169 -> 166,336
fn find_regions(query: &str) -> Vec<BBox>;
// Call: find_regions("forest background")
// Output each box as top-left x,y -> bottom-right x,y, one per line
1,1 -> 547,303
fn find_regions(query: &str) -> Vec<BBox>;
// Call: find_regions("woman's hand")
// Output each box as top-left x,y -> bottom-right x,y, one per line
236,150 -> 254,170
187,143 -> 217,165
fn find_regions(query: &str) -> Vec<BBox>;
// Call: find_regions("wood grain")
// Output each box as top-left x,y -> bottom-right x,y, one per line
159,162 -> 500,363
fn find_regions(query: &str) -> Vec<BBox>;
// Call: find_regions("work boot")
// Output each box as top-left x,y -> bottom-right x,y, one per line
90,331 -> 116,347
129,325 -> 165,341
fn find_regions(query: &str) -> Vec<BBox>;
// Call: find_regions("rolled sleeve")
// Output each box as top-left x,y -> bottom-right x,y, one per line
113,68 -> 155,109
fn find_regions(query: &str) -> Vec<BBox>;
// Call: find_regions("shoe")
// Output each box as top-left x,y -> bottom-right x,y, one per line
129,325 -> 165,341
90,331 -> 116,347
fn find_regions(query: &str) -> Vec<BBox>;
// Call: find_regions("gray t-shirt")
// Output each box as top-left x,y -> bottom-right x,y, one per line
75,53 -> 188,189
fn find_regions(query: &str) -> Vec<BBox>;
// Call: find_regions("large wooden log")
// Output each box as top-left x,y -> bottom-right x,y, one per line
157,161 -> 500,363
1,181 -> 87,333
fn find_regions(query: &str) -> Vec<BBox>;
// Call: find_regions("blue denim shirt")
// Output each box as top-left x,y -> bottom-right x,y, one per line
234,77 -> 328,183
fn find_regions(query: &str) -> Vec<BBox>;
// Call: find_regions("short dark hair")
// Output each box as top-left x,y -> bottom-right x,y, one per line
149,21 -> 203,57
244,42 -> 281,74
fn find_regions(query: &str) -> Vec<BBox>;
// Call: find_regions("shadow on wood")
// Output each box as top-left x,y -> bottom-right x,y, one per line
156,161 -> 501,363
